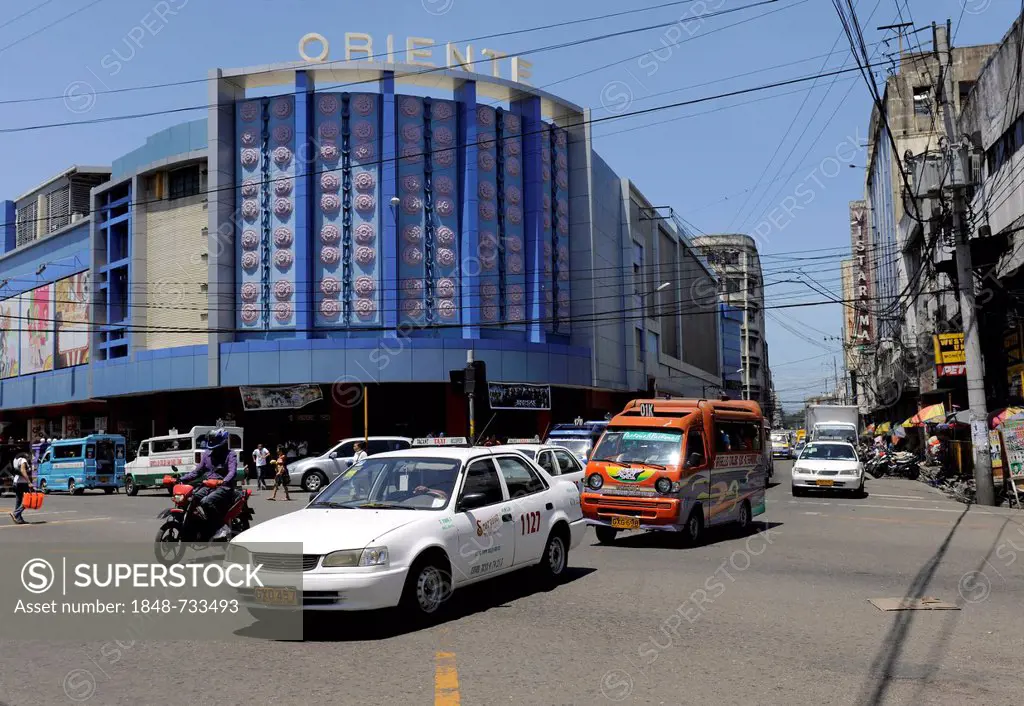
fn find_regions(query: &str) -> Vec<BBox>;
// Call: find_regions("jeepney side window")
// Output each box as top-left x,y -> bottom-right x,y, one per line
714,423 -> 732,453
138,443 -> 149,458
745,423 -> 762,451
685,430 -> 706,468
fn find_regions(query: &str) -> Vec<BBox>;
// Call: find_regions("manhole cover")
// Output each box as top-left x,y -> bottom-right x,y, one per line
869,597 -> 959,611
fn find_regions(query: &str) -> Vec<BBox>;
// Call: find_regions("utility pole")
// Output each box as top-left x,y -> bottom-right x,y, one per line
466,350 -> 476,443
742,249 -> 751,402
936,20 -> 996,505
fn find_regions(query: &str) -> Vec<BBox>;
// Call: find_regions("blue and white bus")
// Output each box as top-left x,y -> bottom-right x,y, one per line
37,434 -> 126,495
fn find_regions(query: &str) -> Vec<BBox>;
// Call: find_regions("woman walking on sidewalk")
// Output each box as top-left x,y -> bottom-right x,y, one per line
9,453 -> 33,524
267,445 -> 291,501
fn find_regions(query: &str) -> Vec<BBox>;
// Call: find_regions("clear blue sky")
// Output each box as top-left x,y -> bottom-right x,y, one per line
0,0 -> 1019,409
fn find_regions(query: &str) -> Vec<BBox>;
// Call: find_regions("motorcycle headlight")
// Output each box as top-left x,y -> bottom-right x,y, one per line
587,473 -> 604,490
655,477 -> 672,494
173,493 -> 185,503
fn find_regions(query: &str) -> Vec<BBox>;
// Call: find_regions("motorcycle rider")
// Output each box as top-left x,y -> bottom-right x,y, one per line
176,428 -> 238,538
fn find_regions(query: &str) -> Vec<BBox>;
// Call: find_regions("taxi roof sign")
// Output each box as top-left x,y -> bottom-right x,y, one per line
506,437 -> 541,444
412,437 -> 470,446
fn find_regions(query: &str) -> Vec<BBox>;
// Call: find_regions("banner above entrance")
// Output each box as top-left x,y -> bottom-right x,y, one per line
488,382 -> 551,410
240,385 -> 323,411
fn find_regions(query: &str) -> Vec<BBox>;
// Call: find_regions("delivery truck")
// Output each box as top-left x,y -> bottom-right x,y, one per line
805,405 -> 860,446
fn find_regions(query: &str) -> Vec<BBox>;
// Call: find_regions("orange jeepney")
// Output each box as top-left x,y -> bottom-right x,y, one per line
581,398 -> 768,545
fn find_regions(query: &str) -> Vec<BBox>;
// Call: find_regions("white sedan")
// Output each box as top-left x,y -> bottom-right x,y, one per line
492,442 -> 586,491
228,439 -> 586,621
791,441 -> 865,497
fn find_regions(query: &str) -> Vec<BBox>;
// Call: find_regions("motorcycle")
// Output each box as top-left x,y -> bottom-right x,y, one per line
154,465 -> 254,564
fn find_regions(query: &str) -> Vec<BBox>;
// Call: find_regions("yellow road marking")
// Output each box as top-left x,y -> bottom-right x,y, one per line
0,517 -> 110,529
435,651 -> 460,705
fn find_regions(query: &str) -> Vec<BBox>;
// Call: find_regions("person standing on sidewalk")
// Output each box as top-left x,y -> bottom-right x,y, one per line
252,443 -> 270,490
268,445 -> 291,501
10,453 -> 33,525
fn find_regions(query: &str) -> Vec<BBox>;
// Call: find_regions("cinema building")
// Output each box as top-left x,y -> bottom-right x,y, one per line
0,50 -> 725,451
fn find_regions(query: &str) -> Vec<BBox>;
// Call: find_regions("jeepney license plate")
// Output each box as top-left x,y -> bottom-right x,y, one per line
98,477 -> 110,483
254,587 -> 298,606
610,516 -> 640,530
817,479 -> 834,487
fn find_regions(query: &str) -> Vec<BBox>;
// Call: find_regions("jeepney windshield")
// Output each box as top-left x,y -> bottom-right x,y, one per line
592,429 -> 682,466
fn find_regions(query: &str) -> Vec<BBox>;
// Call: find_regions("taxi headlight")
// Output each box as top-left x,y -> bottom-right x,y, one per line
587,473 -> 604,490
322,550 -> 361,568
224,544 -> 250,566
655,477 -> 672,494
359,546 -> 389,567
323,546 -> 390,568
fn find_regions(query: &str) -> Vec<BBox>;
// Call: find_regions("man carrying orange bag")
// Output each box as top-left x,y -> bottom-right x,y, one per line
10,452 -> 34,525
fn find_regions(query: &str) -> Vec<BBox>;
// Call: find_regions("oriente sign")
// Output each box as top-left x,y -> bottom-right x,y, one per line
298,32 -> 534,84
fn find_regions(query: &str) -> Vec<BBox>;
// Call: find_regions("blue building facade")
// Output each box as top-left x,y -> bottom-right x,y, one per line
0,60 -> 724,449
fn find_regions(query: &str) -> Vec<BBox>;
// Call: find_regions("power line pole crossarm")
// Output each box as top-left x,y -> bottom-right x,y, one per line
936,20 -> 996,506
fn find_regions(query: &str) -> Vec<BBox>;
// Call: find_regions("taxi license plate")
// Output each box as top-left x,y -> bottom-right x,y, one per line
610,516 -> 640,530
817,479 -> 834,487
254,587 -> 298,606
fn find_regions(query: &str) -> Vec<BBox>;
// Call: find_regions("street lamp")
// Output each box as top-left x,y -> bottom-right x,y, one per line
639,281 -> 673,395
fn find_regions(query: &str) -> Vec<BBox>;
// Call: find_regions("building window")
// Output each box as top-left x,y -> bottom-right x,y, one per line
913,86 -> 931,116
958,81 -> 975,107
635,328 -> 643,362
169,165 -> 200,200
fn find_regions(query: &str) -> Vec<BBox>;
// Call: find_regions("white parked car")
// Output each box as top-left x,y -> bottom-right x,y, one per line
492,441 -> 586,492
286,436 -> 412,492
791,441 -> 865,497
229,438 -> 586,620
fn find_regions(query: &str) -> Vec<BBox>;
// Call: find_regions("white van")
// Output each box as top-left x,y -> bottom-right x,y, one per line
124,426 -> 244,496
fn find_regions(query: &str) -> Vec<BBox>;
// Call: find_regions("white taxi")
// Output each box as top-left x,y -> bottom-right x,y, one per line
791,440 -> 865,497
493,439 -> 586,491
228,437 -> 586,620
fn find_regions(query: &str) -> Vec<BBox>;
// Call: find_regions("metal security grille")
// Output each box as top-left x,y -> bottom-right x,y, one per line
46,185 -> 71,232
70,180 -> 93,216
16,202 -> 37,245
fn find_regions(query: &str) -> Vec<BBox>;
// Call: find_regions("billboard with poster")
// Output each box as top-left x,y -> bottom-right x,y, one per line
0,297 -> 19,378
20,285 -> 54,375
55,272 -> 90,368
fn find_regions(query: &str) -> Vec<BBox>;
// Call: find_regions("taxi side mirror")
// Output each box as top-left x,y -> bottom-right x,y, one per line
329,451 -> 337,459
458,492 -> 489,512
685,453 -> 703,469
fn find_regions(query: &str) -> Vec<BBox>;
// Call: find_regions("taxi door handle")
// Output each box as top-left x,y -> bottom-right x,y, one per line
502,513 -> 513,522
545,503 -> 553,510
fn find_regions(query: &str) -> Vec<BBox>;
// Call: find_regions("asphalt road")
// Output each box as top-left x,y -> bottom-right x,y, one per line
1,463 -> 1022,705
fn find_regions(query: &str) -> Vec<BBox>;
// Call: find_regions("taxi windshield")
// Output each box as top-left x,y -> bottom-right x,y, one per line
800,444 -> 856,461
550,439 -> 591,458
770,434 -> 788,444
592,429 -> 682,466
312,456 -> 461,510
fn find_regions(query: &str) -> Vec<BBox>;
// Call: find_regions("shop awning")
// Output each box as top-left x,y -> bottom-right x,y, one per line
902,403 -> 946,427
991,406 -> 1024,428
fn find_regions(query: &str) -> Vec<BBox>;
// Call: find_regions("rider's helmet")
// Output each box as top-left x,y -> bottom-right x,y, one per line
206,428 -> 230,450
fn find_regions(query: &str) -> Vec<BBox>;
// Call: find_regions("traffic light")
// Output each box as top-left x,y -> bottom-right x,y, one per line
463,360 -> 487,396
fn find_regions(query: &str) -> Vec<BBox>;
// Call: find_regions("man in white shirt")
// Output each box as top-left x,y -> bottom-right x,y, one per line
351,441 -> 368,465
10,454 -> 33,524
252,444 -> 270,490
